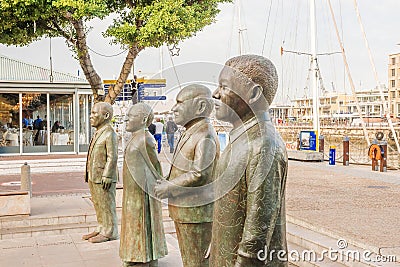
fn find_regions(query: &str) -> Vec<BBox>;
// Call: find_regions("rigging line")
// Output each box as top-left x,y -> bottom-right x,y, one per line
327,0 -> 370,147
87,46 -> 128,58
168,51 -> 182,91
268,0 -> 280,57
226,2 -> 236,60
282,49 -> 341,56
261,0 -> 273,55
339,0 -> 346,95
352,0 -> 400,153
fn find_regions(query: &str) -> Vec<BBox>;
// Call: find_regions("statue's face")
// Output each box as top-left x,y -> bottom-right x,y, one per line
90,104 -> 108,129
171,90 -> 195,127
125,107 -> 145,133
213,66 -> 251,124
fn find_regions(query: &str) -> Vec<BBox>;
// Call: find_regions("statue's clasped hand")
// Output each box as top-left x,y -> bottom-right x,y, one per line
101,177 -> 113,190
154,180 -> 170,199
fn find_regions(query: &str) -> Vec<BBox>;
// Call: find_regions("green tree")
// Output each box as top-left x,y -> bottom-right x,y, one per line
0,0 -> 230,103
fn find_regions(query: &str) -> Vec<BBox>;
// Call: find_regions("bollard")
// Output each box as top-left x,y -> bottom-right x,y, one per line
371,139 -> 378,171
343,136 -> 350,166
21,162 -> 32,197
380,142 -> 387,172
319,135 -> 324,160
329,145 -> 336,165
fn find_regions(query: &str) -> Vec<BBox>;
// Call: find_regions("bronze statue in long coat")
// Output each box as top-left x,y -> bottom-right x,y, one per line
120,103 -> 167,267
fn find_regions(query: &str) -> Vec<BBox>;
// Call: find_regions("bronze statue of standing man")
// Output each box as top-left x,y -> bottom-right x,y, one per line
120,103 -> 167,267
83,102 -> 119,243
155,84 -> 219,267
210,55 -> 288,266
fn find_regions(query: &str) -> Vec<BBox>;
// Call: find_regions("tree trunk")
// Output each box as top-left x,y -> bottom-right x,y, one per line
104,45 -> 142,104
70,18 -> 103,103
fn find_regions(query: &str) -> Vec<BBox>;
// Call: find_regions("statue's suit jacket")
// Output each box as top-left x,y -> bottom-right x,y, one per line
167,118 -> 219,223
210,113 -> 288,267
85,123 -> 118,183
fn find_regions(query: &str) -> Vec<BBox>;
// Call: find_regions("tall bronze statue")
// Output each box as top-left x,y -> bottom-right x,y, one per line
120,103 -> 167,267
83,102 -> 119,243
154,84 -> 220,267
210,55 -> 288,266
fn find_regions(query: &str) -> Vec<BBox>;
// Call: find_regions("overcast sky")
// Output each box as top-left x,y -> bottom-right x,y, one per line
1,0 -> 399,105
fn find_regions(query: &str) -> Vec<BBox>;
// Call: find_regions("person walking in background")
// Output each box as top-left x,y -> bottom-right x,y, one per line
154,118 -> 164,153
165,117 -> 178,153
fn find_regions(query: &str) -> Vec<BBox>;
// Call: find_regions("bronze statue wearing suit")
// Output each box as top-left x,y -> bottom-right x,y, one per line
210,55 -> 288,267
155,84 -> 219,267
120,103 -> 167,267
83,102 -> 119,243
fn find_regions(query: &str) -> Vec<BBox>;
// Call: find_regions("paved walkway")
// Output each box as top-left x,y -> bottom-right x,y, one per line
0,154 -> 399,266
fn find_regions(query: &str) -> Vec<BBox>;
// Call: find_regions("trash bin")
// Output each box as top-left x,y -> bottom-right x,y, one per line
329,145 -> 336,165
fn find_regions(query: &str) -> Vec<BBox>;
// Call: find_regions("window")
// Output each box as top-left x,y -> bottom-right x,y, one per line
339,101 -> 344,106
392,69 -> 396,76
391,80 -> 396,88
392,57 -> 396,65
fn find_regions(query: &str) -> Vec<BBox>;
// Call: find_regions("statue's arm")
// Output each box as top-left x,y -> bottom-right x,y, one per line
236,150 -> 287,266
169,136 -> 217,195
102,131 -> 119,182
145,136 -> 162,176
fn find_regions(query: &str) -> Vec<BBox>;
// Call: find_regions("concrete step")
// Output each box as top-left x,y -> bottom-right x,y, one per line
0,205 -> 175,240
287,241 -> 347,267
287,221 -> 399,266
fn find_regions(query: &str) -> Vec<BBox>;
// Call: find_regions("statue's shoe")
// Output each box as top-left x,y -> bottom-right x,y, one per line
88,234 -> 110,243
82,231 -> 99,240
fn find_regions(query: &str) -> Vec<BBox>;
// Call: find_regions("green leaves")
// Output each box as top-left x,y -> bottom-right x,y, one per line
106,0 -> 230,48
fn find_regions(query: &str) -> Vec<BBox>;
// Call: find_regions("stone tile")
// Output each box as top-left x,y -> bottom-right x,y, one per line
30,217 -> 59,227
0,235 -> 36,249
58,215 -> 86,225
43,261 -> 86,267
39,250 -> 83,266
35,234 -> 73,246
12,232 -> 32,239
1,233 -> 13,240
1,218 -> 30,228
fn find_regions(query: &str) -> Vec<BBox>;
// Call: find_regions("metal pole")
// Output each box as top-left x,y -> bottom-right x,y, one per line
319,135 -> 324,160
343,136 -> 350,166
380,142 -> 387,172
310,0 -> 319,139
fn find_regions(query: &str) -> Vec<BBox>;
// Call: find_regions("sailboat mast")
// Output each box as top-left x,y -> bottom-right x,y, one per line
310,0 -> 320,136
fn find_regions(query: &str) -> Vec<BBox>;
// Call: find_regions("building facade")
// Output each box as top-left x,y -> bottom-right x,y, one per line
0,55 -> 92,155
388,53 -> 400,118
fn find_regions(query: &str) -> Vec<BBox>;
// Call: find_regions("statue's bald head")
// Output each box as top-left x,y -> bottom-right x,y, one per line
95,102 -> 113,120
178,84 -> 214,117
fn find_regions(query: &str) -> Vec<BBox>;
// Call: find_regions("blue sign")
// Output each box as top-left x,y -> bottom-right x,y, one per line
137,83 -> 166,101
140,84 -> 166,88
142,96 -> 167,101
103,83 -> 132,102
299,131 -> 317,151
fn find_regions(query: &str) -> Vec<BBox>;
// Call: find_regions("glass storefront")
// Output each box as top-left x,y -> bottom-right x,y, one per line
0,91 -> 92,155
0,93 -> 20,154
49,94 -> 74,153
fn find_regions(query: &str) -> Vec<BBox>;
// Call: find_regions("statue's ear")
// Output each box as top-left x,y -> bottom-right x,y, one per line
248,85 -> 263,105
196,99 -> 207,115
104,112 -> 110,120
